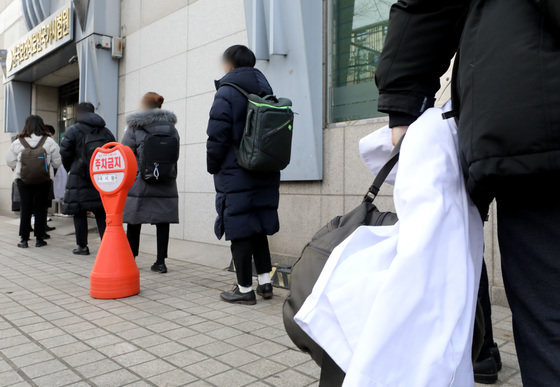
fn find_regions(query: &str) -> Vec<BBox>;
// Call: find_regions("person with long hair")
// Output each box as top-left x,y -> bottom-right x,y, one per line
6,115 -> 61,248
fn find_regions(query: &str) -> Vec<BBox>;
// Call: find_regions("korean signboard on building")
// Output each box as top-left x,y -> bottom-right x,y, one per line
6,3 -> 74,77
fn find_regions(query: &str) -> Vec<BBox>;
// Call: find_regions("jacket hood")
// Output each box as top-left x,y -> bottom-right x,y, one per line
126,109 -> 177,128
77,112 -> 106,128
215,67 -> 273,96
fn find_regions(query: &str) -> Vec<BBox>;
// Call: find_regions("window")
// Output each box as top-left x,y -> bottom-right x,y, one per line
330,0 -> 391,122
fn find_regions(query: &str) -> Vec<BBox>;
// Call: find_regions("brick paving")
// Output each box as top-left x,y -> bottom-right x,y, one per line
0,216 -> 521,386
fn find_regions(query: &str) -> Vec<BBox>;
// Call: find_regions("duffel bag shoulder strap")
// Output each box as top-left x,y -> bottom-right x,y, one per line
364,135 -> 404,203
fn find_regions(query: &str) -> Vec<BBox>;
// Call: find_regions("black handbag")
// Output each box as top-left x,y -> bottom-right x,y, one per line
282,140 -> 401,371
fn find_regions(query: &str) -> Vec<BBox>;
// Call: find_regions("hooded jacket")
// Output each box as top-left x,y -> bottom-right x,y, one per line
122,109 -> 180,225
375,0 -> 560,212
60,112 -> 115,214
207,67 -> 280,241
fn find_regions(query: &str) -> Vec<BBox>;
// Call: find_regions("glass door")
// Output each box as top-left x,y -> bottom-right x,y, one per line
57,80 -> 79,143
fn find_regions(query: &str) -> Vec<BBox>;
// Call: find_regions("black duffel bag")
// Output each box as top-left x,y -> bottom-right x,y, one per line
283,137 -> 486,386
282,141 -> 400,381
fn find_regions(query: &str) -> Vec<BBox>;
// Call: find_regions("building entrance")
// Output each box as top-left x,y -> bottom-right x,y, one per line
58,80 -> 79,143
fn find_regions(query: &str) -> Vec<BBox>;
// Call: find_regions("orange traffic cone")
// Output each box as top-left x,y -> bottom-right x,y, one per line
89,143 -> 139,299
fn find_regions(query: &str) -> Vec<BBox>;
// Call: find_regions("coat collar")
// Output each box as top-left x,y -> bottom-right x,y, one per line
126,109 -> 177,128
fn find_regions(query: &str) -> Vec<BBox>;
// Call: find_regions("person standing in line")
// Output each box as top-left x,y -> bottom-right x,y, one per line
6,115 -> 61,248
207,45 -> 279,305
375,1 -> 560,384
40,124 -> 58,237
122,92 -> 180,274
60,103 -> 115,255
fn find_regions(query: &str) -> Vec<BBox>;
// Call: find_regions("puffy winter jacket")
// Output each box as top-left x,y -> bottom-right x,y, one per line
122,109 -> 180,225
375,0 -> 560,212
60,112 -> 115,214
207,67 -> 280,241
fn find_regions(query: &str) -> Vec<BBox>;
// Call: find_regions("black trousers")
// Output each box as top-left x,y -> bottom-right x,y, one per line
126,223 -> 170,262
495,177 -> 560,385
477,260 -> 495,360
230,234 -> 272,287
16,179 -> 50,241
73,209 -> 106,248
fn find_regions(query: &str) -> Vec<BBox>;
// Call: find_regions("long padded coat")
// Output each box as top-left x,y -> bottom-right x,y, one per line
207,67 -> 280,241
122,109 -> 180,225
375,0 -> 560,213
60,113 -> 115,215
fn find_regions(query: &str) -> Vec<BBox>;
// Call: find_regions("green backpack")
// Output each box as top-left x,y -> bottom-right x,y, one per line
222,83 -> 294,172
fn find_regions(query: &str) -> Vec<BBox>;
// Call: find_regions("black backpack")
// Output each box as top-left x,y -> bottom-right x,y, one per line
78,126 -> 113,177
138,124 -> 179,182
222,83 -> 294,172
19,136 -> 51,184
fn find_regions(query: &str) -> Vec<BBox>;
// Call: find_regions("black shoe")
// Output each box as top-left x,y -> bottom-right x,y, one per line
220,285 -> 257,305
37,233 -> 51,240
35,239 -> 47,248
151,263 -> 168,273
17,240 -> 29,248
72,246 -> 90,255
45,225 -> 56,232
474,356 -> 498,384
256,283 -> 273,299
489,343 -> 502,371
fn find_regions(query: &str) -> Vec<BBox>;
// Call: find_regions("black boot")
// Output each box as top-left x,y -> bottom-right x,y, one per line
151,263 -> 168,273
18,240 -> 29,248
220,285 -> 257,305
256,283 -> 273,299
73,246 -> 90,255
35,239 -> 47,248
474,356 -> 498,384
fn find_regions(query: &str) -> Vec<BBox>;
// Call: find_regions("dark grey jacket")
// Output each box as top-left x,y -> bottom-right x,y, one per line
122,109 -> 180,225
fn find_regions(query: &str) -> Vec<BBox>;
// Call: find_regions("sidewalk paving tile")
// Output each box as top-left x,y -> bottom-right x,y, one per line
0,215 -> 521,386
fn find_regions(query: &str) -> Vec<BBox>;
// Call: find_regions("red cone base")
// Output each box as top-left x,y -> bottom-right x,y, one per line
90,225 -> 139,299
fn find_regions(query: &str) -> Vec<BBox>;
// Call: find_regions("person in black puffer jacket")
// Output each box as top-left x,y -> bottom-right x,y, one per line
60,103 -> 115,256
207,45 -> 279,305
375,1 -> 560,385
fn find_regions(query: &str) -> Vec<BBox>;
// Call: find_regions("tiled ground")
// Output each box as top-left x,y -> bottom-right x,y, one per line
0,216 -> 520,386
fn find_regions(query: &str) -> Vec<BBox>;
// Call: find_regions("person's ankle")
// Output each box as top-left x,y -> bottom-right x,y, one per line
238,284 -> 253,293
257,273 -> 271,285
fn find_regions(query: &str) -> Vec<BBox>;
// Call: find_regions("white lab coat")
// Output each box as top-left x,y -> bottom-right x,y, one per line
295,103 -> 483,387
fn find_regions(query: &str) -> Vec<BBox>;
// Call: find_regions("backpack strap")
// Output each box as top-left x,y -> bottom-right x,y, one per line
19,137 -> 31,149
221,82 -> 250,98
37,135 -> 48,148
19,136 -> 47,149
364,135 -> 404,203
